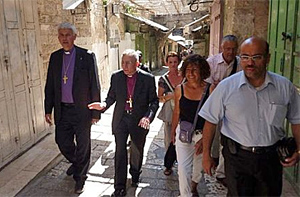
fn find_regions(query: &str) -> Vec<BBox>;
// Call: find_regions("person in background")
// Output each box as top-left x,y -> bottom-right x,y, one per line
206,35 -> 241,186
171,54 -> 212,197
200,37 -> 300,196
178,50 -> 189,70
157,51 -> 184,176
136,50 -> 151,73
88,49 -> 159,197
44,22 -> 101,194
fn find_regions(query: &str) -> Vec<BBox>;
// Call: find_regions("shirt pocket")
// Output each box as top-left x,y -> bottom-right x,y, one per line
269,103 -> 287,127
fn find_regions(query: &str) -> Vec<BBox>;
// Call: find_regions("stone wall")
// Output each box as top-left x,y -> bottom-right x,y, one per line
223,0 -> 269,45
37,0 -> 109,89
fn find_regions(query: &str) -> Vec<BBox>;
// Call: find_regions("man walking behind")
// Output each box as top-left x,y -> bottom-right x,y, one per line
206,35 -> 241,186
44,22 -> 101,194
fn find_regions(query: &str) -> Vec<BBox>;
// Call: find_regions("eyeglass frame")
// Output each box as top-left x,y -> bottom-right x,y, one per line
239,54 -> 267,62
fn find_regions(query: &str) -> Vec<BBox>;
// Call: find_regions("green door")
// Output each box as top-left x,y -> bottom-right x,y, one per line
268,0 -> 300,194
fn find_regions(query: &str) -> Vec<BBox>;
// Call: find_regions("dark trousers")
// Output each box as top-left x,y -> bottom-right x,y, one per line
223,142 -> 283,196
55,105 -> 91,182
114,113 -> 148,190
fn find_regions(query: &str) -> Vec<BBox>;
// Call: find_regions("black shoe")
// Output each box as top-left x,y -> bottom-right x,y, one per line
111,189 -> 126,197
66,165 -> 75,176
74,180 -> 85,194
216,177 -> 227,187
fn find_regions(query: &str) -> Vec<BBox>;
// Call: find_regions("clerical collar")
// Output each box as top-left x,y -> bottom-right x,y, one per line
64,47 -> 75,55
127,72 -> 137,78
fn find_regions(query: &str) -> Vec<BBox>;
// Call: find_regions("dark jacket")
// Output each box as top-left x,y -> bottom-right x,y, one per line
104,69 -> 159,133
44,45 -> 101,124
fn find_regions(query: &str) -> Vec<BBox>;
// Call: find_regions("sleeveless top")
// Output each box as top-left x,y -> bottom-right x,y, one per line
179,85 -> 209,130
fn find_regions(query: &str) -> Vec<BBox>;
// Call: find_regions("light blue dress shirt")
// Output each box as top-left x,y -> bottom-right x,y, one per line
199,71 -> 300,147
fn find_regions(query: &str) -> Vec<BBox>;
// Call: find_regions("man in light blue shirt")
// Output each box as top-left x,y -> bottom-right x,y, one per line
199,37 -> 300,196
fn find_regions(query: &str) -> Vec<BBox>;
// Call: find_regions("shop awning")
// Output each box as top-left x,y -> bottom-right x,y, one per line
124,13 -> 169,32
63,0 -> 84,9
184,14 -> 210,27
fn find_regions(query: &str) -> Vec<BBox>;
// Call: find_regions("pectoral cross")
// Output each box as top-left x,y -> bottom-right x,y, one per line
126,96 -> 133,109
63,74 -> 68,84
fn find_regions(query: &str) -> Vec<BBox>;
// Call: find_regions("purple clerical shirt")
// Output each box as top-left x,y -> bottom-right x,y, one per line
125,72 -> 137,111
61,47 -> 75,103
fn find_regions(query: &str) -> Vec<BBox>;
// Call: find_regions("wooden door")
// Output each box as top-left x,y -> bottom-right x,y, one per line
0,14 -> 17,166
0,0 -> 46,168
268,0 -> 300,193
209,0 -> 223,56
20,0 -> 47,141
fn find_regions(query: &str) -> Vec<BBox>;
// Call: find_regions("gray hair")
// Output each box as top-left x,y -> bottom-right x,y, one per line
221,35 -> 238,45
57,22 -> 77,35
122,49 -> 139,61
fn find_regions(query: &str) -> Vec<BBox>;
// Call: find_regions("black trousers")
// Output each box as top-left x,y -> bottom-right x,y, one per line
223,142 -> 283,196
55,105 -> 92,182
114,113 -> 148,190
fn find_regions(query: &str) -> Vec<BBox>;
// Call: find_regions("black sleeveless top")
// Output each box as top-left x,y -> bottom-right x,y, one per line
179,84 -> 210,130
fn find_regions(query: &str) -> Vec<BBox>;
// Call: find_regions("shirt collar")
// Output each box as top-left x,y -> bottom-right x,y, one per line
217,53 -> 235,66
238,71 -> 275,89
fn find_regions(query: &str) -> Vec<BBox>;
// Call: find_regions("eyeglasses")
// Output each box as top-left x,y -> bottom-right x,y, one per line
240,55 -> 265,62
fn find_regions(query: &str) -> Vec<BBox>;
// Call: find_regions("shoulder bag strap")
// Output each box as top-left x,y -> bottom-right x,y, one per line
228,57 -> 237,76
192,83 -> 210,130
162,75 -> 174,93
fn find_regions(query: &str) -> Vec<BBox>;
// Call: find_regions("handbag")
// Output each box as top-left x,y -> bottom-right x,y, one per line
179,84 -> 210,143
276,137 -> 297,163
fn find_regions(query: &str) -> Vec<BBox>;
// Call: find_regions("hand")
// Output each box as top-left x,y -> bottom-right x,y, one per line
202,154 -> 216,176
88,102 -> 106,111
213,79 -> 220,86
195,138 -> 203,155
45,114 -> 52,125
91,118 -> 99,124
171,133 -> 176,144
281,152 -> 300,167
138,117 -> 150,130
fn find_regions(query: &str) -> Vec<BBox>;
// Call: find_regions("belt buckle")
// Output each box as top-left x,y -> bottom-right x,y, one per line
252,147 -> 265,154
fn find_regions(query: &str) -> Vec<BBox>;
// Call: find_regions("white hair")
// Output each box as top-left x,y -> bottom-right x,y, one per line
57,22 -> 77,35
122,49 -> 138,61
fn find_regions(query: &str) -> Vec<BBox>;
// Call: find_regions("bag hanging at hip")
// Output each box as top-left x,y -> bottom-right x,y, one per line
179,120 -> 194,143
178,83 -> 210,143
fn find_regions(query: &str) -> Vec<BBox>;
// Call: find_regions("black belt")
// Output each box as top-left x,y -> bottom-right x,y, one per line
61,102 -> 75,107
221,133 -> 278,155
238,143 -> 277,154
125,110 -> 133,115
